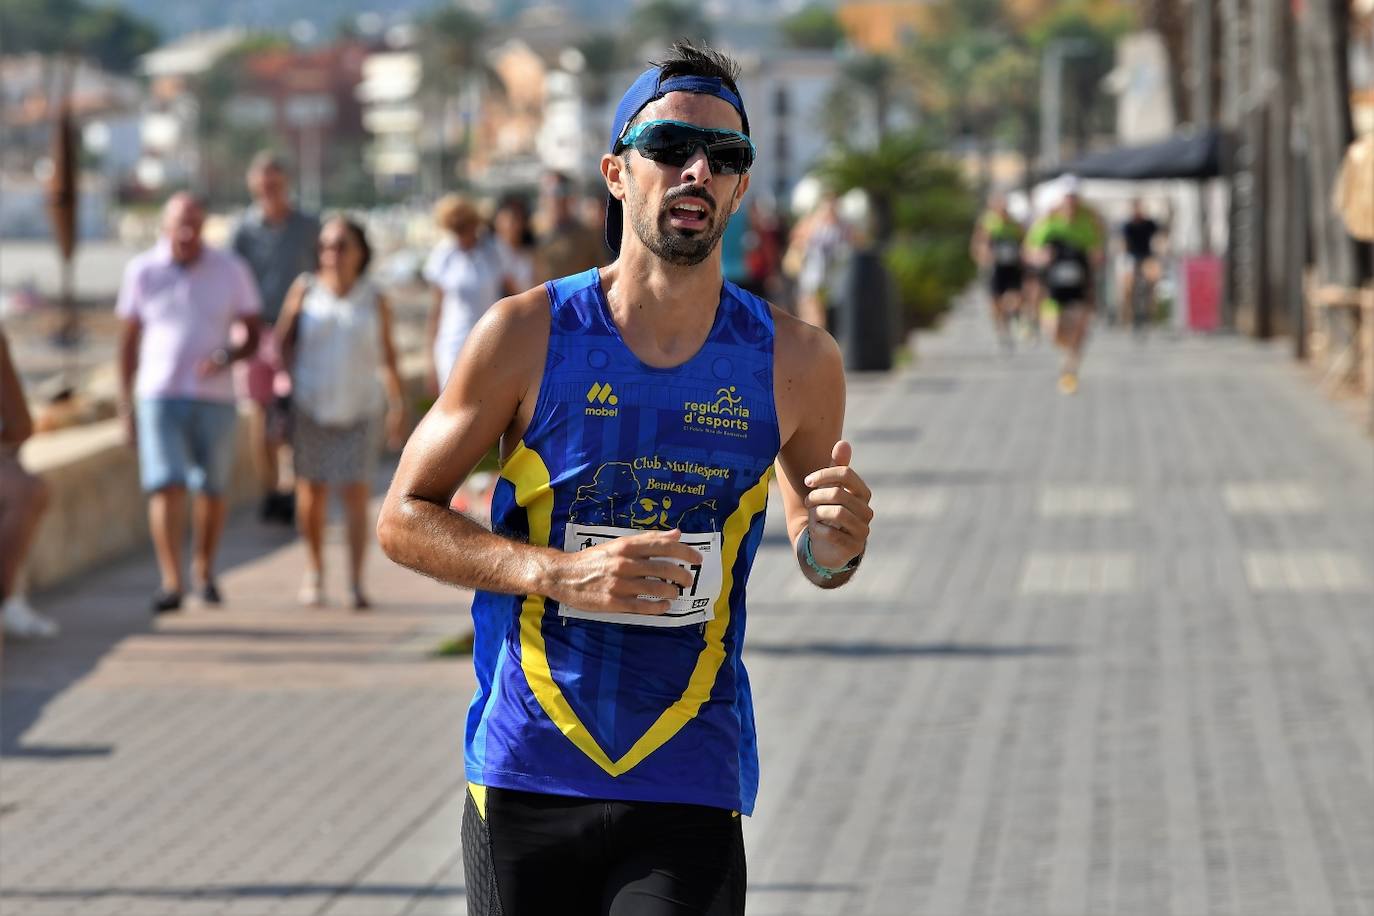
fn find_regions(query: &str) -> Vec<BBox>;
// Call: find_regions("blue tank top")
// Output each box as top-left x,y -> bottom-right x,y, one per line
465,268 -> 780,815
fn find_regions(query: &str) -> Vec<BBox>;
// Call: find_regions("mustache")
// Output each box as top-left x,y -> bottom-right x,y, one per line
661,186 -> 717,213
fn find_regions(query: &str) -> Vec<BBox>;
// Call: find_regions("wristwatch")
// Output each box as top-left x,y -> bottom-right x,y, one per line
210,348 -> 231,368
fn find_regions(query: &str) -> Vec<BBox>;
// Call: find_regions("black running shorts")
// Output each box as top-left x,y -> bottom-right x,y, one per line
991,265 -> 1024,297
462,785 -> 747,916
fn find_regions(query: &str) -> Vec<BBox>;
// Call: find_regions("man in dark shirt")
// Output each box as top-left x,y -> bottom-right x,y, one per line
230,151 -> 320,523
1119,199 -> 1162,327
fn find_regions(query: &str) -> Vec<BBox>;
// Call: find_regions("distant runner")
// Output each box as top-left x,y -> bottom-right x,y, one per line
1026,178 -> 1105,394
971,193 -> 1027,350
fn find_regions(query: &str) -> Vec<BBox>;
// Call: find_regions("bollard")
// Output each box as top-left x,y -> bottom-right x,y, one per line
838,248 -> 894,372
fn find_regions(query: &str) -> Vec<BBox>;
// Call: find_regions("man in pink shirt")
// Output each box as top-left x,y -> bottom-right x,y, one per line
116,193 -> 263,613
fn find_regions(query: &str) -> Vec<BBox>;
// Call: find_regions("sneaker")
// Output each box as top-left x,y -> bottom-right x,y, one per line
151,590 -> 183,614
298,572 -> 325,608
2,598 -> 59,639
1058,372 -> 1079,395
350,586 -> 371,612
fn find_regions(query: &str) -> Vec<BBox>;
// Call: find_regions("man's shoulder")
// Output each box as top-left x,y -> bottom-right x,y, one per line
205,245 -> 257,279
771,304 -> 840,366
124,245 -> 168,279
290,209 -> 321,232
462,285 -> 552,368
234,206 -> 263,232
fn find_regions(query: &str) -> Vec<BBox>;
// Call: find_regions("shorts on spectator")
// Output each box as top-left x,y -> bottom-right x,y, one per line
232,329 -> 290,406
136,398 -> 240,495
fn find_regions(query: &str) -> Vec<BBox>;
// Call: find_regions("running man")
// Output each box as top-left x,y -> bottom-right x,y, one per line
1025,178 -> 1105,394
377,42 -> 873,915
970,193 -> 1026,350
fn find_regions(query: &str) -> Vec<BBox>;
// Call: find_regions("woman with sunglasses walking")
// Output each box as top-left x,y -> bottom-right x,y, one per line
276,217 -> 404,609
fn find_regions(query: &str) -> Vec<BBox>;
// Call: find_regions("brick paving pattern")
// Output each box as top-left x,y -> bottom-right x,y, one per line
3,302 -> 1371,915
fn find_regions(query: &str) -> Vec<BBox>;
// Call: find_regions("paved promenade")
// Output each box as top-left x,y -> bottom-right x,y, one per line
3,302 -> 1372,915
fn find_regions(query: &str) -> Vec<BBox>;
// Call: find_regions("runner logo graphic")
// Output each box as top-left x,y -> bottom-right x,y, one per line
683,385 -> 749,437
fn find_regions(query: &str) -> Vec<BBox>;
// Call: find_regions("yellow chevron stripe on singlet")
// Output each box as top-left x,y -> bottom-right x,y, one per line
501,441 -> 772,777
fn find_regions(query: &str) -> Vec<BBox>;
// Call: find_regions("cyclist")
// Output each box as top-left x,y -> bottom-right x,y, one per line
1119,199 -> 1163,332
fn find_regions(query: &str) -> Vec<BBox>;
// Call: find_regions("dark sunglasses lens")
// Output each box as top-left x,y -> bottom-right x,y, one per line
708,146 -> 753,175
638,129 -> 697,165
635,124 -> 751,174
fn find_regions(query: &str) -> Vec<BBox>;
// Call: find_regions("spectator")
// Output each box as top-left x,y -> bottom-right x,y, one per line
492,194 -> 536,295
0,327 -> 56,640
533,171 -> 606,283
578,192 -> 617,266
230,151 -> 321,525
424,194 -> 510,395
742,198 -> 784,300
117,193 -> 263,613
786,193 -> 851,330
276,217 -> 404,610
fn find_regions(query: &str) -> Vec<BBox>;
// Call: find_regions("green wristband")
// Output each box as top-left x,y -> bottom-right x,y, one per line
801,529 -> 860,580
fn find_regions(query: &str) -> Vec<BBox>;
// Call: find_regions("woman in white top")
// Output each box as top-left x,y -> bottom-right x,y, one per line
277,217 -> 404,609
423,194 -> 511,395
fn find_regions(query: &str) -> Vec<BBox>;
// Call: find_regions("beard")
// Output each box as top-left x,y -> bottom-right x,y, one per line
625,165 -> 732,266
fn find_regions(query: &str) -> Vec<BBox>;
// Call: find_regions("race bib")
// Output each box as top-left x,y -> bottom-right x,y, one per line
1048,260 -> 1085,287
993,240 -> 1021,266
559,524 -> 723,628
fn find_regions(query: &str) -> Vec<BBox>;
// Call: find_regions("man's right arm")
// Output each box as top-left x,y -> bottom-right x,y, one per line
114,261 -> 142,444
0,329 -> 34,448
376,288 -> 699,613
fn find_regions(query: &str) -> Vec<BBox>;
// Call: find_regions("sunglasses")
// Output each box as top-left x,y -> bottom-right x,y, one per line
615,119 -> 755,176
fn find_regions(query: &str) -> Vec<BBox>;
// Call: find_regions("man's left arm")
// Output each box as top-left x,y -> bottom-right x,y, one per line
775,323 -> 873,589
199,258 -> 262,377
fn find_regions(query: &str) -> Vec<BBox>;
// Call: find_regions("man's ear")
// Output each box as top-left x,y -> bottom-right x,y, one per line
729,172 -> 750,216
601,154 -> 628,202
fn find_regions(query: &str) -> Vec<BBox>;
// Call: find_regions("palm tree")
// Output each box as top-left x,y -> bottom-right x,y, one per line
841,53 -> 897,143
419,6 -> 506,192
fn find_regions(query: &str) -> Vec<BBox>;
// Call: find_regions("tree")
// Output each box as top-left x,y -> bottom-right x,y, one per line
418,6 -> 506,191
0,0 -> 159,73
1142,0 -> 1190,123
817,131 -> 978,330
69,5 -> 159,74
195,36 -> 290,203
575,31 -> 629,108
841,53 -> 899,143
630,0 -> 713,50
780,5 -> 846,50
1026,3 -> 1133,158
